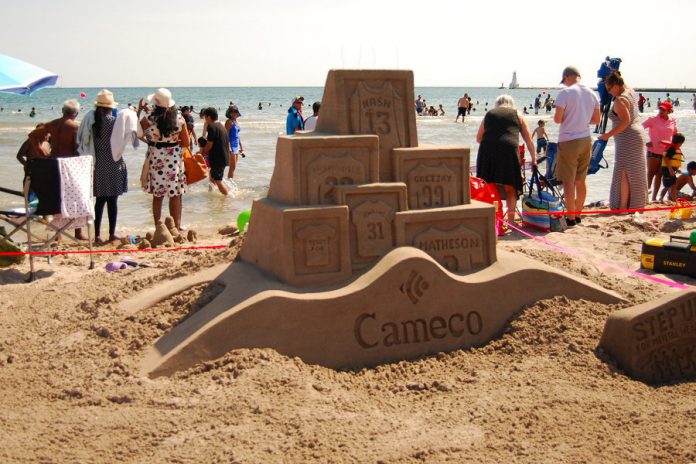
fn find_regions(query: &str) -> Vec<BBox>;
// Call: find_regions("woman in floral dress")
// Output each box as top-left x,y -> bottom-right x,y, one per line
138,88 -> 189,230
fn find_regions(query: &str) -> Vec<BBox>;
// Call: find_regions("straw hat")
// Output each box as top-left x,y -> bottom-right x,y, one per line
95,89 -> 118,108
148,88 -> 176,108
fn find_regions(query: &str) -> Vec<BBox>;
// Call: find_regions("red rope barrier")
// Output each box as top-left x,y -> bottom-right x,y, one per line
0,244 -> 227,257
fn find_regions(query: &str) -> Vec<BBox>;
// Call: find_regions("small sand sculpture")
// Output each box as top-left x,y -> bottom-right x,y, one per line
151,221 -> 174,248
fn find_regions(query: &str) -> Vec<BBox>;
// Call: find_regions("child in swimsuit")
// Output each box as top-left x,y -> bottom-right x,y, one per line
531,120 -> 549,155
659,133 -> 686,202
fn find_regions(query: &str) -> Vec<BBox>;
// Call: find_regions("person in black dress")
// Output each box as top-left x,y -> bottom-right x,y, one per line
476,94 -> 535,224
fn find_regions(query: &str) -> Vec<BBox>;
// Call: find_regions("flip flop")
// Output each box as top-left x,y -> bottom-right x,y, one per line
120,256 -> 139,268
105,262 -> 127,272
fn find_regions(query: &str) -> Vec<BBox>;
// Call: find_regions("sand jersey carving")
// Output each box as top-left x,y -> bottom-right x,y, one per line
413,225 -> 484,272
407,163 -> 458,209
296,224 -> 337,268
351,200 -> 396,258
349,81 -> 406,149
307,154 -> 366,204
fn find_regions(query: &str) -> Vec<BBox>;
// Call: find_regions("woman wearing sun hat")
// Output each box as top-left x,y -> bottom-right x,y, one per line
138,88 -> 189,231
77,89 -> 128,243
642,100 -> 678,202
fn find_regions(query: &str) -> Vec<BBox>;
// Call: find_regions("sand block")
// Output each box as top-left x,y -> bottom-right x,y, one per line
394,202 -> 496,272
315,70 -> 418,181
599,291 -> 696,384
333,183 -> 408,270
140,248 -> 625,378
392,146 -> 471,209
239,199 -> 351,287
267,135 -> 380,206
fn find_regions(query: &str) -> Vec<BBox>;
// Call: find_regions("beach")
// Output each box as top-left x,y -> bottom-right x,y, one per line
0,208 -> 694,463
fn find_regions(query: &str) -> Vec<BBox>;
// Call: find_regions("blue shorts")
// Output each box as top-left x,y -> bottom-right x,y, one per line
536,138 -> 548,153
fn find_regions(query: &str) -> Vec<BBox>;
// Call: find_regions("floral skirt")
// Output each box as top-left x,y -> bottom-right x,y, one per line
147,146 -> 186,197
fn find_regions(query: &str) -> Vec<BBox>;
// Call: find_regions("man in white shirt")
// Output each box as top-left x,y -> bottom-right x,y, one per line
553,66 -> 600,226
304,101 -> 320,131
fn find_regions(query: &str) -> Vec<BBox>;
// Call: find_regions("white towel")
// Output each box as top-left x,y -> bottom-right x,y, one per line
111,108 -> 140,161
77,110 -> 96,156
58,156 -> 94,219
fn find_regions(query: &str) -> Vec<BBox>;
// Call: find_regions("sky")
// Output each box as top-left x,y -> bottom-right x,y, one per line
3,0 -> 696,88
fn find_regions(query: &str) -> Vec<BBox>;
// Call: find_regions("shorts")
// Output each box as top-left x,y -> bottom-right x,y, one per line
457,107 -> 467,117
210,165 -> 225,181
662,167 -> 677,187
536,138 -> 548,153
646,151 -> 662,160
556,137 -> 592,184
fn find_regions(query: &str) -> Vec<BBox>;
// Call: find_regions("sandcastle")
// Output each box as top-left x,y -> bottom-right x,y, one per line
131,70 -> 626,378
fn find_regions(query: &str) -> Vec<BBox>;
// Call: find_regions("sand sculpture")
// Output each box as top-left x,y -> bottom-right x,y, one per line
600,290 -> 696,384
133,70 -> 625,377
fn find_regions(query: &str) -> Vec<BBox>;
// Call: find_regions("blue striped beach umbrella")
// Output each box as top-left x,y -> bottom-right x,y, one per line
0,53 -> 58,96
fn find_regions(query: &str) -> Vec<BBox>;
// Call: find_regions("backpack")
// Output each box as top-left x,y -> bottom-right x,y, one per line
588,139 -> 609,175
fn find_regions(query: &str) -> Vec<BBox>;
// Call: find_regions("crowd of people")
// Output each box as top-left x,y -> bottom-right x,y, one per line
474,66 -> 693,229
13,91 -> 328,242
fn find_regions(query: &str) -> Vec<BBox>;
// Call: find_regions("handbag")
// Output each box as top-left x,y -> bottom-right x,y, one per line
522,168 -> 564,232
183,147 -> 209,185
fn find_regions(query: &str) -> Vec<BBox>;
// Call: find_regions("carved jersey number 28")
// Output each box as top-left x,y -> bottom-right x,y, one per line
365,110 -> 391,135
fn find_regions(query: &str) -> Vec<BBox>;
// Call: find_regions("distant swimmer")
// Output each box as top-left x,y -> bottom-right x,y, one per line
637,93 -> 646,112
415,95 -> 425,115
456,93 -> 469,122
258,102 -> 263,110
29,107 -> 36,118
439,104 -> 445,116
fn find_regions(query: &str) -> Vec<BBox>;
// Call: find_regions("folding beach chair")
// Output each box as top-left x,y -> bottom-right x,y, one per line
0,158 -> 94,281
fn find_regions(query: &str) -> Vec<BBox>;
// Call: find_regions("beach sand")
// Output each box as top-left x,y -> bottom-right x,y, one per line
0,210 -> 694,463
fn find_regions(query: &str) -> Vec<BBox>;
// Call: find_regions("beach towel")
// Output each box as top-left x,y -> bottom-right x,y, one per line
77,110 -> 96,156
53,156 -> 94,231
111,108 -> 140,161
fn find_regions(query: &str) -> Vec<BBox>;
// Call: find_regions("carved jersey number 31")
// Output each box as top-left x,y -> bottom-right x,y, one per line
365,110 -> 391,135
367,222 -> 385,240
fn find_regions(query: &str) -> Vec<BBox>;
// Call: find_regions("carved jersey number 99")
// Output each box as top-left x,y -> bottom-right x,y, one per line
365,110 -> 391,135
418,185 -> 444,208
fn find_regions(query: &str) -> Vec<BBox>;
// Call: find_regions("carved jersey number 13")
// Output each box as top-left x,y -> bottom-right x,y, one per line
365,110 -> 391,135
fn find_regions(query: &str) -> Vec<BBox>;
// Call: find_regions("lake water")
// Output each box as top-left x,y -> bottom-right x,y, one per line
1,86 -> 695,234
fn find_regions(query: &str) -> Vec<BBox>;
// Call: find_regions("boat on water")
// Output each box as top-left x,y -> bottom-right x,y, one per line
509,71 -> 519,89
498,81 -> 505,89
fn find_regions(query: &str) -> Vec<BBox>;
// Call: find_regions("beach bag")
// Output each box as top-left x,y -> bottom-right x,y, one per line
588,139 -> 609,175
470,176 -> 505,236
522,169 -> 564,232
183,148 -> 208,185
